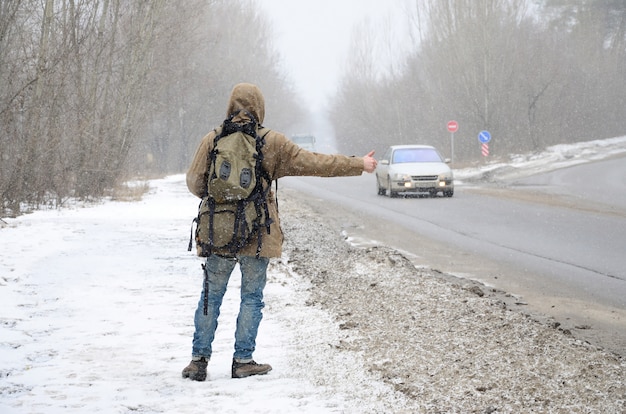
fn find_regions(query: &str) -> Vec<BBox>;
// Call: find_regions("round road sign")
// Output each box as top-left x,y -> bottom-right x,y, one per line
447,120 -> 458,133
478,130 -> 491,143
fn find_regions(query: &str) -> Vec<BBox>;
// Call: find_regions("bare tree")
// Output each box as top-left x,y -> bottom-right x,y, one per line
331,0 -> 626,162
132,0 -> 306,175
542,0 -> 626,143
1,0 -> 305,216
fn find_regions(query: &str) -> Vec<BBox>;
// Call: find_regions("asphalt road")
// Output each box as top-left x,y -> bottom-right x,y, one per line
280,155 -> 626,356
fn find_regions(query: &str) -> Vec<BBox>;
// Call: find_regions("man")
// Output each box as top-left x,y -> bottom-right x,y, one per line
183,83 -> 377,381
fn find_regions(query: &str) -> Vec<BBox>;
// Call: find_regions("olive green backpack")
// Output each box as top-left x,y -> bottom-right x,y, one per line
189,111 -> 273,257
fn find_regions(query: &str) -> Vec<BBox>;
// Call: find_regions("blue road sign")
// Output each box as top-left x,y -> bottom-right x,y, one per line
478,130 -> 491,144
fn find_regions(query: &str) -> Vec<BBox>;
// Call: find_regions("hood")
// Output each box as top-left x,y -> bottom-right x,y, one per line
390,162 -> 453,177
225,83 -> 265,125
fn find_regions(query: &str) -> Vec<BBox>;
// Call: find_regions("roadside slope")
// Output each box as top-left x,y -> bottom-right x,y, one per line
278,191 -> 625,413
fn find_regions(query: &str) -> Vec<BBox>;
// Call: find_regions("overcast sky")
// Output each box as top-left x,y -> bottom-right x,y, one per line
256,0 -> 406,111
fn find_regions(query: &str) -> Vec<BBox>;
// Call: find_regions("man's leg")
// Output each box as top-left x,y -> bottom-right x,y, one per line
231,255 -> 272,378
183,255 -> 236,381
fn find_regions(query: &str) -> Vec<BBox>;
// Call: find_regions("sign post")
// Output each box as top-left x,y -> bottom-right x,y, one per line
481,143 -> 489,157
447,120 -> 458,163
478,130 -> 491,159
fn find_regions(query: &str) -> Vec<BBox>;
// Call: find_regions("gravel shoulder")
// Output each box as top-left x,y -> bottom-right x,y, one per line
275,190 -> 626,413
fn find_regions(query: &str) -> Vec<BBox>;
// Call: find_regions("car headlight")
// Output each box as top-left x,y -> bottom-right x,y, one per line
438,175 -> 453,186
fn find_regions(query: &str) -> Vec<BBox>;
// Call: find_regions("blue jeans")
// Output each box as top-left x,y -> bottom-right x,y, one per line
192,255 -> 269,361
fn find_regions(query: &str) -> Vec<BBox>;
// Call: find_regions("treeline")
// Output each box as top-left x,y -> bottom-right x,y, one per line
0,0 -> 303,216
331,0 -> 626,162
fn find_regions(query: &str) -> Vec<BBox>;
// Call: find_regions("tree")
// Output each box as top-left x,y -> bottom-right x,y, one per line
1,0 -> 305,216
331,0 -> 626,162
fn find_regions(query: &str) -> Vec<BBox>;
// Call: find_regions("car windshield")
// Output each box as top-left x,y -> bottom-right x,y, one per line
392,148 -> 442,163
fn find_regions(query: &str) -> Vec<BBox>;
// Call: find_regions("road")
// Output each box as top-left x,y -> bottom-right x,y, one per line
279,155 -> 626,356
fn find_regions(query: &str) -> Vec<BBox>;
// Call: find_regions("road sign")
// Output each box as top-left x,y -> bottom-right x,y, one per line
478,130 -> 491,143
447,121 -> 458,164
481,143 -> 489,157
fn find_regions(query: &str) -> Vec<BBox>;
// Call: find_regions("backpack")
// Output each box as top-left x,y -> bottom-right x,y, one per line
189,110 -> 273,257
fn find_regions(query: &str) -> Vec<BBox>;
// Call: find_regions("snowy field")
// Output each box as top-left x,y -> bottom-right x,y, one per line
1,136 -> 625,413
0,175 -> 408,413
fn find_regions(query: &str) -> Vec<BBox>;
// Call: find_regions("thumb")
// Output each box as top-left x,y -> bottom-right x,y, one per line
364,150 -> 375,158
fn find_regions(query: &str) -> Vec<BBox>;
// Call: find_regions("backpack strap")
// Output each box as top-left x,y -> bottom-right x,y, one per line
200,128 -> 219,199
202,263 -> 210,315
230,200 -> 248,254
273,179 -> 279,216
188,217 -> 197,252
188,198 -> 204,252
256,128 -> 274,228
251,127 -> 271,258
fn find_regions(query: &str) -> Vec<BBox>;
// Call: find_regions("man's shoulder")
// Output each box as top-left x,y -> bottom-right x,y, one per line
260,128 -> 288,143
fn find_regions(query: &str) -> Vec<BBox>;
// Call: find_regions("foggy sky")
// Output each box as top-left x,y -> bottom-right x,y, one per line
257,0 -> 406,111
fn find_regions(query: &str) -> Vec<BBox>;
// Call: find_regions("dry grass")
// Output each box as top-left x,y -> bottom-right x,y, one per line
110,180 -> 151,201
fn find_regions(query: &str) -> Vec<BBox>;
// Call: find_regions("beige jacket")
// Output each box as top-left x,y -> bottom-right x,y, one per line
186,83 -> 365,258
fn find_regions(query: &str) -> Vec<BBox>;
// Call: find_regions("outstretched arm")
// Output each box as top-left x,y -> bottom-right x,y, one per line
264,132 -> 377,178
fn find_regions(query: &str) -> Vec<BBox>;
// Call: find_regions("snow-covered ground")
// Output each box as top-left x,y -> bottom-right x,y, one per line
1,175 -> 406,413
1,136 -> 625,413
454,135 -> 626,183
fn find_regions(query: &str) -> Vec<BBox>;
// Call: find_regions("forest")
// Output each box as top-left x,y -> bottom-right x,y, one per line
0,0 -> 304,215
333,0 -> 626,159
1,0 -> 625,215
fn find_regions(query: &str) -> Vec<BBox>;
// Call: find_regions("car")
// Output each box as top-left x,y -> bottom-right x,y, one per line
291,134 -> 316,151
376,145 -> 454,198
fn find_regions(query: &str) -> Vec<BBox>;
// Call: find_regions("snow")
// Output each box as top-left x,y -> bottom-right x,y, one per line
454,135 -> 626,183
0,178 -> 404,413
1,136 -> 626,413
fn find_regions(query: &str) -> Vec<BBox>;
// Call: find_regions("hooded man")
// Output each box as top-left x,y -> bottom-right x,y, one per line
183,83 -> 377,381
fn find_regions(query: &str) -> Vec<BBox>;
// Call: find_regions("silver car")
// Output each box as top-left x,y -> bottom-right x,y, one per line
376,145 -> 454,197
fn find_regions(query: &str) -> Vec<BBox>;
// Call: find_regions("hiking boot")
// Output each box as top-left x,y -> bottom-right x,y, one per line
182,357 -> 208,381
231,359 -> 272,378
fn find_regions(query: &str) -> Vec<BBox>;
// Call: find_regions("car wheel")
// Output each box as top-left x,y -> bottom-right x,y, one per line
444,190 -> 454,197
387,178 -> 397,198
376,176 -> 385,195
